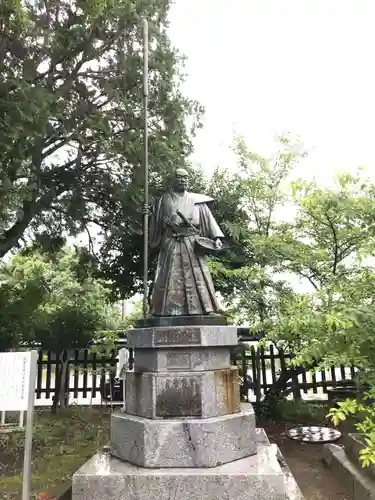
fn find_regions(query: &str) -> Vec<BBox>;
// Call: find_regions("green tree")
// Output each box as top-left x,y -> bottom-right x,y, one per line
0,246 -> 118,409
265,171 -> 375,461
0,1 -> 202,299
268,170 -> 375,290
259,171 -> 375,392
209,136 -> 304,328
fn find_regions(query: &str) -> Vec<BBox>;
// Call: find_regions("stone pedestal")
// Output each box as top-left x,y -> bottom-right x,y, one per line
111,405 -> 256,468
72,324 -> 304,499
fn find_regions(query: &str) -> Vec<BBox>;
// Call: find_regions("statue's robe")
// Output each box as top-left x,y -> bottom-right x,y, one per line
149,191 -> 224,316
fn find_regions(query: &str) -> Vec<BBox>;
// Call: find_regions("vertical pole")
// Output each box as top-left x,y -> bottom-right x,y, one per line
19,410 -> 24,429
143,19 -> 149,319
22,350 -> 38,500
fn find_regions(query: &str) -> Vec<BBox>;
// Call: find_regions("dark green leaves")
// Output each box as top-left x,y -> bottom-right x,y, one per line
0,0 -> 201,301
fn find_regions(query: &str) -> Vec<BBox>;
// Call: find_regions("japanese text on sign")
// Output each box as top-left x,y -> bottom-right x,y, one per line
0,352 -> 33,411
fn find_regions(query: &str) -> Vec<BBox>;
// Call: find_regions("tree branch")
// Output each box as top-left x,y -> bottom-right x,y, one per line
337,235 -> 363,262
0,187 -> 66,259
305,209 -> 331,229
325,212 -> 339,274
271,247 -> 320,290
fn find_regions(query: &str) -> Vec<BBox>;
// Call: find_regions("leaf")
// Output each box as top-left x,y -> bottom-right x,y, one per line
0,0 -> 202,305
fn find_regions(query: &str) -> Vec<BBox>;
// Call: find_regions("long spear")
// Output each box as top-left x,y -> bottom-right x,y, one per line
142,19 -> 149,319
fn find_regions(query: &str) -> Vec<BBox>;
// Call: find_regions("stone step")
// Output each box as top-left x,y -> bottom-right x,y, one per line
345,433 -> 375,482
125,367 -> 240,419
72,442 -> 299,500
110,404 -> 256,468
323,443 -> 375,500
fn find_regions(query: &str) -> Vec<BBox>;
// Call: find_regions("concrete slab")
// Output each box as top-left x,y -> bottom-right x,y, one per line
345,433 -> 375,481
274,445 -> 305,500
323,443 -> 375,500
72,444 -> 286,500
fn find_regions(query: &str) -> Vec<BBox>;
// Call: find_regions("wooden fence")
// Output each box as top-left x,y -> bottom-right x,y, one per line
34,348 -> 120,403
30,341 -> 358,406
231,343 -> 357,402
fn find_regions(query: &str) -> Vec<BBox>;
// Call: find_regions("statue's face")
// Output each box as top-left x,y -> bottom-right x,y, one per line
172,169 -> 189,192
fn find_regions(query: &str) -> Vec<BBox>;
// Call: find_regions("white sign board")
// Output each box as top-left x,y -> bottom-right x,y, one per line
0,350 -> 38,500
0,352 -> 35,411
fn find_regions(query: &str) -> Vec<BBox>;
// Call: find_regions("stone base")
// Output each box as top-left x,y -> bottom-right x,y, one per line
110,404 -> 256,468
133,346 -> 231,373
323,442 -> 375,500
125,367 -> 240,419
135,315 -> 227,328
72,443 -> 298,500
344,433 -> 375,481
127,325 -> 237,349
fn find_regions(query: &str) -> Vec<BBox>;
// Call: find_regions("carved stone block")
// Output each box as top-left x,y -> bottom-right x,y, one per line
125,367 -> 240,419
134,347 -> 231,373
127,325 -> 238,349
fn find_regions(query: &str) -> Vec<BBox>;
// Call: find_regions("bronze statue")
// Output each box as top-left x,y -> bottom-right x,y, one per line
145,168 -> 224,318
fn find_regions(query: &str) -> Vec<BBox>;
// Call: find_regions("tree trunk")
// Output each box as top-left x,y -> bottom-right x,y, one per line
262,363 -> 317,407
58,357 -> 69,410
51,350 -> 68,414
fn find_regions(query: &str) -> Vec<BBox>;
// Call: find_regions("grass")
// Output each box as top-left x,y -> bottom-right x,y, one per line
256,398 -> 358,439
0,406 -> 110,500
0,399 -> 354,500
271,399 -> 331,423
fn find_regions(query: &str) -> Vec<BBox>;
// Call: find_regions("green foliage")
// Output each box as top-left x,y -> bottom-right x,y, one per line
266,172 -> 375,368
263,399 -> 329,424
0,407 -> 110,499
0,246 -> 118,350
212,138 -> 375,462
121,298 -> 143,329
260,171 -> 375,465
270,170 -> 375,290
209,135 -> 305,327
0,0 -> 202,299
327,391 -> 375,468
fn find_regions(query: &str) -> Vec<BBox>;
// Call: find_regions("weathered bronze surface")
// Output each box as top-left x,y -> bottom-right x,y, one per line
147,168 -> 225,319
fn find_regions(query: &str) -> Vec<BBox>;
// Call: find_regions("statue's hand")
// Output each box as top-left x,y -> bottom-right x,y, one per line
139,204 -> 151,215
215,238 -> 223,250
163,216 -> 175,228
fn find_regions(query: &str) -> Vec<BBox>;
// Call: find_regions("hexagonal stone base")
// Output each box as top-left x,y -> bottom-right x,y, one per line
110,404 -> 256,468
72,444 -> 295,500
125,367 -> 240,419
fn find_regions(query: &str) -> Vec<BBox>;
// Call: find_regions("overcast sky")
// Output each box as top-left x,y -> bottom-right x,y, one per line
168,0 -> 375,184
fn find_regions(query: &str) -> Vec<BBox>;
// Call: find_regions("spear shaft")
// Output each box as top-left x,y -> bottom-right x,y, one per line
142,19 -> 149,319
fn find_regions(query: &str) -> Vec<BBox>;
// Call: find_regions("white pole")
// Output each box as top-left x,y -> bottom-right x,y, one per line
1,411 -> 5,426
19,410 -> 24,429
22,350 -> 38,500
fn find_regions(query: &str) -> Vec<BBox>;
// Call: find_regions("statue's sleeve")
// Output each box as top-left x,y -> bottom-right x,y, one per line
198,203 -> 224,239
149,199 -> 163,249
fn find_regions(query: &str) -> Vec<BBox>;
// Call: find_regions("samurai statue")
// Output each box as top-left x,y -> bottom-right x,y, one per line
145,168 -> 225,318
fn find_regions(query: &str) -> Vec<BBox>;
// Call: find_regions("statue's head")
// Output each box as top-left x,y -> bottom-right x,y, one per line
170,168 -> 189,193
